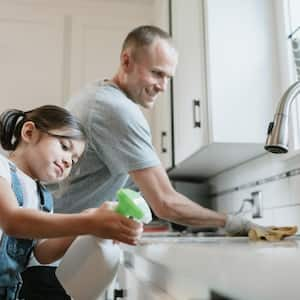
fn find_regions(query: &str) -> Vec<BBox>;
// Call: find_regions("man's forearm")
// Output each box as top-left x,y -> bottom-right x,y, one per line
156,191 -> 226,228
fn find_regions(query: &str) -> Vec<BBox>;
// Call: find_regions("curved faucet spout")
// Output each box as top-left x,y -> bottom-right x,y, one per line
265,80 -> 300,153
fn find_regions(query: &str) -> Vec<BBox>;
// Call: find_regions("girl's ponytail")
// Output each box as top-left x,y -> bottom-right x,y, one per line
0,105 -> 86,152
0,109 -> 26,150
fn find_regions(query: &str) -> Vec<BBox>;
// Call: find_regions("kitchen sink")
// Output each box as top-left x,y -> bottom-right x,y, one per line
142,231 -> 226,238
139,231 -> 239,245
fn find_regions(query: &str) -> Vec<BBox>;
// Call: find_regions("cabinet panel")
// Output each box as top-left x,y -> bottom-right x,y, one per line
151,89 -> 173,169
171,0 -> 208,165
69,17 -> 134,95
69,3 -> 174,169
117,264 -> 175,300
169,0 -> 280,178
150,0 -> 173,169
0,10 -> 64,110
69,7 -> 154,95
205,0 -> 279,143
68,9 -> 156,148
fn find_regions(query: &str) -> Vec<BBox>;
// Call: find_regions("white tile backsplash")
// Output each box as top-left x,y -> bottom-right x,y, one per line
289,176 -> 300,205
273,205 -> 300,228
260,179 -> 291,208
209,153 -> 300,230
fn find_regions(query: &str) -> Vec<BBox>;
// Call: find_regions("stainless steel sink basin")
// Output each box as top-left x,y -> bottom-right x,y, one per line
142,231 -> 226,238
140,231 -> 237,245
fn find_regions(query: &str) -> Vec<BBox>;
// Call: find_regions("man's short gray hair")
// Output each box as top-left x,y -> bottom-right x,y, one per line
121,25 -> 174,55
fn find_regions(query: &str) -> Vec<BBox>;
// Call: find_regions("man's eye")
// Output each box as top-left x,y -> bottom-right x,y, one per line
152,70 -> 161,77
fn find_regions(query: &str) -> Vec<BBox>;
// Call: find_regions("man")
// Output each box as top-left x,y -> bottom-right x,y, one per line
20,25 -> 257,299
57,25 -> 234,228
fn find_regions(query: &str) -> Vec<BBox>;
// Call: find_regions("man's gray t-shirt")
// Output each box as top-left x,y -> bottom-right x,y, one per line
54,80 -> 160,213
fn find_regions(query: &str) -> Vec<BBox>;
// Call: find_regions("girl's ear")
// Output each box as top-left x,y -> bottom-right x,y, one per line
21,121 -> 38,143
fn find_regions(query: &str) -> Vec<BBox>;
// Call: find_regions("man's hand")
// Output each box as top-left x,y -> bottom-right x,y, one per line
224,214 -> 255,236
225,215 -> 298,241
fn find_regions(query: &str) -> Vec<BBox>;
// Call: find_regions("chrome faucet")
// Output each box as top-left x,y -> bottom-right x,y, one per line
265,28 -> 300,153
265,80 -> 300,153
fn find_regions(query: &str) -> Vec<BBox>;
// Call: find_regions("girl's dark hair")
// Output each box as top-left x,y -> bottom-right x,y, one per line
0,105 -> 86,151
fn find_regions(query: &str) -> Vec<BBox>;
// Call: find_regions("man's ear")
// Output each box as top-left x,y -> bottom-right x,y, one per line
21,121 -> 38,143
120,50 -> 133,73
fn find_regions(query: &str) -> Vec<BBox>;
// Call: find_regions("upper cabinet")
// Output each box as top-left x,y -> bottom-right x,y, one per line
149,0 -> 173,170
171,0 -> 208,166
0,0 -> 161,108
168,0 -> 281,179
0,8 -> 65,110
0,0 -> 173,167
0,0 -> 282,177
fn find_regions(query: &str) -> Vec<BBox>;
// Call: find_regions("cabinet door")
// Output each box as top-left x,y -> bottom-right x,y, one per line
69,12 -> 153,96
117,264 -> 175,300
151,89 -> 173,169
204,0 -> 278,143
0,7 -> 65,111
171,0 -> 208,166
150,0 -> 173,170
69,2 -> 174,169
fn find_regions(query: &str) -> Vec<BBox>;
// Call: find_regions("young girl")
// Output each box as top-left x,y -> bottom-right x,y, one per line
0,105 -> 142,300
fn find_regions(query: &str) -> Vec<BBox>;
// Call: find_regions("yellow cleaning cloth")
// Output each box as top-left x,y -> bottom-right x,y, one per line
248,226 -> 298,241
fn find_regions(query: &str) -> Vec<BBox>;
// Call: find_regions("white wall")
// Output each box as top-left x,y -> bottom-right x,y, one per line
209,153 -> 300,229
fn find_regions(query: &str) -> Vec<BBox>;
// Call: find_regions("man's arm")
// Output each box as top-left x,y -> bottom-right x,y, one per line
129,165 -> 226,228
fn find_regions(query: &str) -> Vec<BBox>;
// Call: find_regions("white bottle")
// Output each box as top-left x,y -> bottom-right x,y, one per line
56,236 -> 121,300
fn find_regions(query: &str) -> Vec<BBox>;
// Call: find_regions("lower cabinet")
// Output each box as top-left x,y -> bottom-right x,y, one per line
115,264 -> 175,300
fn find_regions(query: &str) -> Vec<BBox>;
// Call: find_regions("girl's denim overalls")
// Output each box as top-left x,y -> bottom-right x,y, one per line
0,164 -> 53,300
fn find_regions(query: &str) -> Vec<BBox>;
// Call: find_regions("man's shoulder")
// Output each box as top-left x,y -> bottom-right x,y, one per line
93,85 -> 144,120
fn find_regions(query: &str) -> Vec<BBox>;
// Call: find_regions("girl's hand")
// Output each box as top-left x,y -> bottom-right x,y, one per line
85,202 -> 143,245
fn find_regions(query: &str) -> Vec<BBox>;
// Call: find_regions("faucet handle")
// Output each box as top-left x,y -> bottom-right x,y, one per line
251,191 -> 263,218
234,191 -> 263,218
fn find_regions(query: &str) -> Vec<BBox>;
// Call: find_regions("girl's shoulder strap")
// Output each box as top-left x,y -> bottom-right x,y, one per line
36,182 -> 53,213
8,163 -> 24,207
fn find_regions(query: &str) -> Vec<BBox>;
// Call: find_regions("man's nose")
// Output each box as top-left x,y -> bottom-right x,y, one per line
156,77 -> 168,92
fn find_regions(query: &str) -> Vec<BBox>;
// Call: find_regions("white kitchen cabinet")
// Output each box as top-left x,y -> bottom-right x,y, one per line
119,236 -> 300,300
68,0 -> 174,169
151,90 -> 173,170
0,6 -> 65,110
169,0 -> 281,179
68,4 -> 155,96
116,255 -> 175,300
0,0 -> 162,108
171,0 -> 208,166
149,0 -> 173,170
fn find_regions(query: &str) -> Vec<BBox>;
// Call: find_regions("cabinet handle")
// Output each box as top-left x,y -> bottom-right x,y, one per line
114,289 -> 126,299
161,131 -> 167,153
193,99 -> 201,128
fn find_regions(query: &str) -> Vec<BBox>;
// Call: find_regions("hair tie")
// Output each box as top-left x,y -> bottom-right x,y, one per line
11,111 -> 26,146
15,111 -> 26,126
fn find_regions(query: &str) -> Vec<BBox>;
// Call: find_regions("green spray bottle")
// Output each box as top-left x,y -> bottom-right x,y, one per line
114,188 -> 152,224
56,188 -> 152,299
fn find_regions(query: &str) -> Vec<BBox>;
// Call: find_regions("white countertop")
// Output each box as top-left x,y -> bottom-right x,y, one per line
122,234 -> 300,300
